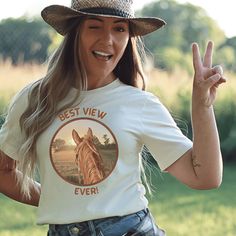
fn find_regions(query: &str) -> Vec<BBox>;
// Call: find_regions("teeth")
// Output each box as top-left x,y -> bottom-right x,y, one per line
93,51 -> 112,57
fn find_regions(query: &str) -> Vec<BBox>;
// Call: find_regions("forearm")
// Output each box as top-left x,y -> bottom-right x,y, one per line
167,42 -> 225,190
191,104 -> 223,187
0,169 -> 40,207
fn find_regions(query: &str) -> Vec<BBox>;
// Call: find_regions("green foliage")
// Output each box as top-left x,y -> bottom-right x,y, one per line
0,116 -> 5,129
148,71 -> 236,162
0,0 -> 235,73
0,98 -> 7,129
218,37 -> 236,72
0,18 -> 52,64
0,165 -> 235,235
171,89 -> 236,162
224,36 -> 236,49
0,98 -> 6,113
172,89 -> 192,138
138,0 -> 232,72
214,92 -> 236,162
155,47 -> 192,74
149,164 -> 236,235
47,33 -> 63,55
0,195 -> 48,235
214,46 -> 235,71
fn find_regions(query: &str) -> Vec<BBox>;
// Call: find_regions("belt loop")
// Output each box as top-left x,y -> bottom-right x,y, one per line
49,224 -> 56,231
88,220 -> 97,236
144,208 -> 149,215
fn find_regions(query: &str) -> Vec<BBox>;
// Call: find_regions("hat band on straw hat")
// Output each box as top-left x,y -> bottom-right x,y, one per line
41,0 -> 167,36
71,0 -> 134,17
80,7 -> 133,18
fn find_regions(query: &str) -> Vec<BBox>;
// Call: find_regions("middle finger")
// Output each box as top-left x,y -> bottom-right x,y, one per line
203,41 -> 213,68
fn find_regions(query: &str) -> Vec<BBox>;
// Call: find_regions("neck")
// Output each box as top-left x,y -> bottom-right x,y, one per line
86,73 -> 116,90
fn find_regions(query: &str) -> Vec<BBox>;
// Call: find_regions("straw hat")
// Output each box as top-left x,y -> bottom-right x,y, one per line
41,0 -> 166,36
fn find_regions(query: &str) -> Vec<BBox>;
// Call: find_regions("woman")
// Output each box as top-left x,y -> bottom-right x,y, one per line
0,0 -> 226,235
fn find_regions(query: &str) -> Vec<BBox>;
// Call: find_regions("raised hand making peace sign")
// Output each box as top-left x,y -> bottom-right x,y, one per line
192,41 -> 226,108
166,41 -> 226,189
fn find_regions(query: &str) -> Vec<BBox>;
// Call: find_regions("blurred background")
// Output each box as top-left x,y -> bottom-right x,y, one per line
0,0 -> 235,235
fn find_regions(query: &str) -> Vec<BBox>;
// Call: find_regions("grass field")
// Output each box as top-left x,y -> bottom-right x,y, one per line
149,164 -> 236,236
0,62 -> 236,235
0,164 -> 235,236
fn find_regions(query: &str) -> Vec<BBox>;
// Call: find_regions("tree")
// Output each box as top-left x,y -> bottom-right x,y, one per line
0,116 -> 4,129
102,134 -> 110,146
52,139 -> 66,152
138,0 -> 226,71
214,46 -> 235,72
0,17 -> 52,64
47,33 -> 63,55
218,36 -> 236,72
93,135 -> 102,147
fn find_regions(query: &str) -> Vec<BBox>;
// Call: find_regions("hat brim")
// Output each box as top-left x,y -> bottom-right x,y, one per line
41,5 -> 166,36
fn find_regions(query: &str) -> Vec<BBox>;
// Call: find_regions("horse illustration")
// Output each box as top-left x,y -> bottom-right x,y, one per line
72,128 -> 105,185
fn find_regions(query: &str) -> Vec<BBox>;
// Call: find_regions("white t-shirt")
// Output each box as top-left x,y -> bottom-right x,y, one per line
0,79 -> 192,224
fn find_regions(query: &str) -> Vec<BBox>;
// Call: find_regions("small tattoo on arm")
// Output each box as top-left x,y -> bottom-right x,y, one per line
191,155 -> 201,168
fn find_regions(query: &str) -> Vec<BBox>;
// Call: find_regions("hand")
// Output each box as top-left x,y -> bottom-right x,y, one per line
192,41 -> 226,108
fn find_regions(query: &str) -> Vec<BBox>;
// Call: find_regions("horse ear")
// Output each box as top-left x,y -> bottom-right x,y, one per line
72,129 -> 82,144
87,128 -> 93,138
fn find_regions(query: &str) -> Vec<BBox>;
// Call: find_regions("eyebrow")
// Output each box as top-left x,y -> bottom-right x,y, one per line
86,17 -> 128,24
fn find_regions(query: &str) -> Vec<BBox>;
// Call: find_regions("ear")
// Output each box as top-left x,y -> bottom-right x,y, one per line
72,129 -> 82,144
87,128 -> 93,139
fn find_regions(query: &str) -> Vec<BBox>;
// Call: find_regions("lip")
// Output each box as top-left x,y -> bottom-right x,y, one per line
93,50 -> 113,57
92,50 -> 113,61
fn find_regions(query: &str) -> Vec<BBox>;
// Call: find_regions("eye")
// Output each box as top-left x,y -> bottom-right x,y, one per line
88,25 -> 100,29
115,27 -> 126,32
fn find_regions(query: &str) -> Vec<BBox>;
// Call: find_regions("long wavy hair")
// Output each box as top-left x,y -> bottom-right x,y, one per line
17,18 -> 147,198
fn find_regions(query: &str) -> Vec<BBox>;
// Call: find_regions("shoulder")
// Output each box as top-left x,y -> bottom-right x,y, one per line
8,81 -> 38,112
118,81 -> 161,104
138,90 -> 174,123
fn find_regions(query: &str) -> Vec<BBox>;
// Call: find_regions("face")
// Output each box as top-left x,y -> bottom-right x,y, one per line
79,16 -> 130,84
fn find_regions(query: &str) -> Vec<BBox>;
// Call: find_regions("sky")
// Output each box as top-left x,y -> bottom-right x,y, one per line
0,0 -> 235,38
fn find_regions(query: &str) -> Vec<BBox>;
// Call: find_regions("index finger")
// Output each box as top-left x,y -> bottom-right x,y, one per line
192,43 -> 202,75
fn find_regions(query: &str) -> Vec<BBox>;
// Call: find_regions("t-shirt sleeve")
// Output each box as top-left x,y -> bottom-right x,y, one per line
141,92 -> 192,171
0,86 -> 29,160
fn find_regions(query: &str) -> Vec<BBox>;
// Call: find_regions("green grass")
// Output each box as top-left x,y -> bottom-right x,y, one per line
149,164 -> 236,236
0,165 -> 235,236
0,197 -> 47,236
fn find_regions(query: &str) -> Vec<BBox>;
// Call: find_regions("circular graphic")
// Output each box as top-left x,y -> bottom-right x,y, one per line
50,118 -> 118,186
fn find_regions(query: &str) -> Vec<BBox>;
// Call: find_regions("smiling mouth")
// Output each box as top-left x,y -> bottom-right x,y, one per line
92,51 -> 113,61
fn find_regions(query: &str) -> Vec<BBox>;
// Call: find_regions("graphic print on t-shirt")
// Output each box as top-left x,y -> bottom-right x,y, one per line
50,118 -> 118,186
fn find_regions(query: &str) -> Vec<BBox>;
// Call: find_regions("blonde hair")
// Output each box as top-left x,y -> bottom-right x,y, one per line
17,19 -> 147,198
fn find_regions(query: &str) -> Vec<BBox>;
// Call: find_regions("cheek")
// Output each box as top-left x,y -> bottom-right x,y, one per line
79,35 -> 89,54
78,32 -> 85,56
79,26 -> 94,55
116,36 -> 129,58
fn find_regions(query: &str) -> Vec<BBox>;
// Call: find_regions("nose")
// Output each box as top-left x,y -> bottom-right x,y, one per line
100,29 -> 113,45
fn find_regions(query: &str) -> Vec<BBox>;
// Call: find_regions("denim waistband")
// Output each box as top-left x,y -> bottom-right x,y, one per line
49,208 -> 149,231
48,208 -> 166,236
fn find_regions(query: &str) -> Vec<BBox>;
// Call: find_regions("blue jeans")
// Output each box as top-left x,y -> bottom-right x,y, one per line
47,209 -> 166,236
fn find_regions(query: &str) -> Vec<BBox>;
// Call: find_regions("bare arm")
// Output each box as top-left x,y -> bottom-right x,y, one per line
0,150 -> 40,206
166,41 -> 226,190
